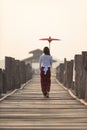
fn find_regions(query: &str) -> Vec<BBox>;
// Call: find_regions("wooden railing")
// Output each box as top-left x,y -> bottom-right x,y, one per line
56,51 -> 87,101
0,56 -> 32,96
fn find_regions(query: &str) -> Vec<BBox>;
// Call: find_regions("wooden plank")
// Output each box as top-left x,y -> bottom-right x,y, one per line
0,126 -> 87,130
0,118 -> 87,123
0,113 -> 87,119
0,122 -> 87,127
2,100 -> 82,105
0,108 -> 87,113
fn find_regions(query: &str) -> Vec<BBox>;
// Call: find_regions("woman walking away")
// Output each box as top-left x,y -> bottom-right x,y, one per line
39,47 -> 52,98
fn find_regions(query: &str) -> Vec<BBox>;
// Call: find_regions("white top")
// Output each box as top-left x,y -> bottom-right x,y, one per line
39,54 -> 52,68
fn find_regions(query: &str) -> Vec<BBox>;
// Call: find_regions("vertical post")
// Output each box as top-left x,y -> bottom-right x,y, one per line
0,69 -> 3,95
5,57 -> 12,90
74,54 -> 82,97
82,51 -> 87,100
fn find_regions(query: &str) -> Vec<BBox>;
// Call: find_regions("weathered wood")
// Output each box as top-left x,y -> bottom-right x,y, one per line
82,51 -> 87,101
74,55 -> 82,98
19,61 -> 26,84
82,51 -> 87,70
56,52 -> 87,100
56,63 -> 64,83
65,60 -> 73,88
74,53 -> 87,99
2,69 -> 6,93
5,57 -> 12,90
5,57 -> 16,90
0,69 -> 3,95
0,70 -> 87,130
5,56 -> 32,92
10,57 -> 16,90
14,60 -> 21,89
25,63 -> 32,81
57,59 -> 73,89
63,58 -> 67,86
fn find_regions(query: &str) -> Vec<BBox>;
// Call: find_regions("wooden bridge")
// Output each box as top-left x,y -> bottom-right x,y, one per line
0,69 -> 87,130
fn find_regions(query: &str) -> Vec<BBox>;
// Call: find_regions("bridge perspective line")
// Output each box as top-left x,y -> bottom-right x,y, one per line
0,69 -> 87,130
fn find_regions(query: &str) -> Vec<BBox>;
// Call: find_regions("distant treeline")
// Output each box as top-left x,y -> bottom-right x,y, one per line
0,56 -> 32,96
56,51 -> 87,101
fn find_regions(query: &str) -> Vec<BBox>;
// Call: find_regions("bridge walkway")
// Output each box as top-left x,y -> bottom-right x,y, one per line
0,70 -> 87,130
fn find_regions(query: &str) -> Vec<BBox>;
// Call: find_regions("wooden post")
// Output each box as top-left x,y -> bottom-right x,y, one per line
15,60 -> 21,89
74,54 -> 82,97
5,57 -> 16,90
82,51 -> 87,100
63,58 -> 67,86
56,63 -> 64,83
19,61 -> 26,84
63,60 -> 73,88
0,69 -> 3,96
5,57 -> 12,90
74,53 -> 87,99
25,63 -> 32,81
66,60 -> 73,88
2,69 -> 6,93
10,57 -> 15,90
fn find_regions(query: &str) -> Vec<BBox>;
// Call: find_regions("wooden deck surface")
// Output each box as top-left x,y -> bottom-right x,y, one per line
0,70 -> 87,130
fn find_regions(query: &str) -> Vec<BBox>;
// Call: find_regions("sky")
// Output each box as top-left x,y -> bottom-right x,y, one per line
0,0 -> 87,61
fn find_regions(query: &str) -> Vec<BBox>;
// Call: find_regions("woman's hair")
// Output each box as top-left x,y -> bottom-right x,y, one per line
43,47 -> 50,55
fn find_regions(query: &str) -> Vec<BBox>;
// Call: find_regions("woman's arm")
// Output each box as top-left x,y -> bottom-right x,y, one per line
50,56 -> 53,67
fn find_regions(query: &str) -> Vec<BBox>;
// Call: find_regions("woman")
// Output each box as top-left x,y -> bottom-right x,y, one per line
39,47 -> 52,98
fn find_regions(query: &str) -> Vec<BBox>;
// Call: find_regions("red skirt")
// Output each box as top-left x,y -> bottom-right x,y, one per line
40,67 -> 51,94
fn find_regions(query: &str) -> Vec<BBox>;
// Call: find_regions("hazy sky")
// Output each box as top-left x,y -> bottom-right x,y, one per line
0,0 -> 87,60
